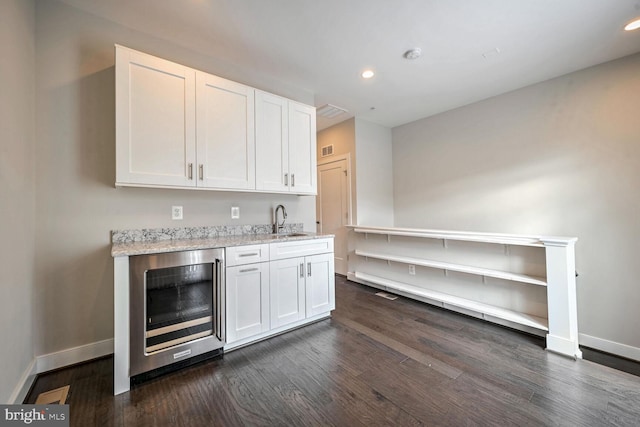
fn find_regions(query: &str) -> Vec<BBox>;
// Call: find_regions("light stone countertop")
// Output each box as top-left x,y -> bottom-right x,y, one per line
111,232 -> 333,257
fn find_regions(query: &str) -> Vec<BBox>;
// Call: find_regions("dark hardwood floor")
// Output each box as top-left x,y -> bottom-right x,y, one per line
26,276 -> 640,426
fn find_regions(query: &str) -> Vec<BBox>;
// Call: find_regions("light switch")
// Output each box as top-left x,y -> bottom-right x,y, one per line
231,206 -> 240,219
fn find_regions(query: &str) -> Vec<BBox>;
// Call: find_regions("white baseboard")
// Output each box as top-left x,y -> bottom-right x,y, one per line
36,339 -> 114,374
9,358 -> 37,404
579,333 -> 640,362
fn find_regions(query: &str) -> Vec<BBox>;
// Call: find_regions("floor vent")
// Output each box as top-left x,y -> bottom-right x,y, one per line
321,145 -> 334,157
35,385 -> 70,404
375,292 -> 398,301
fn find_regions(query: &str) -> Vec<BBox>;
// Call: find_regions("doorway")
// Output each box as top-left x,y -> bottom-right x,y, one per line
317,155 -> 352,276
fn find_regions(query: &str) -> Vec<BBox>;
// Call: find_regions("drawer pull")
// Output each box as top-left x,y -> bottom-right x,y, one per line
239,267 -> 259,273
239,253 -> 259,258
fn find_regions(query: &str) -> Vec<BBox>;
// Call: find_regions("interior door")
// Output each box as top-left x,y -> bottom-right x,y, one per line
317,158 -> 350,275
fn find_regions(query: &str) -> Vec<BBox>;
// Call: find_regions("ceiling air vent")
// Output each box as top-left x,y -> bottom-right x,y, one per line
321,145 -> 334,157
316,104 -> 348,119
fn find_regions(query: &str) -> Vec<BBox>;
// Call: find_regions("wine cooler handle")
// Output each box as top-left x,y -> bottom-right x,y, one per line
216,259 -> 223,341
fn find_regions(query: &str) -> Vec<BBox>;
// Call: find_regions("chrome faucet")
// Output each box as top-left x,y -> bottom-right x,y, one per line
273,204 -> 287,234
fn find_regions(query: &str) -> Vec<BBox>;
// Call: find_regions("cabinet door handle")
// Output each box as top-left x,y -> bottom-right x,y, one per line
199,164 -> 204,180
284,173 -> 289,186
291,174 -> 295,187
238,253 -> 259,258
300,263 -> 304,278
307,262 -> 311,277
188,163 -> 193,180
239,267 -> 259,273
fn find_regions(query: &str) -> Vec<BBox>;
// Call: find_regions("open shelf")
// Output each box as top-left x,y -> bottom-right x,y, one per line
351,225 -> 547,247
355,250 -> 547,287
354,272 -> 549,332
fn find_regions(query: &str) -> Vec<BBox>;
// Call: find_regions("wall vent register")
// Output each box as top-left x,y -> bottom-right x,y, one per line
321,144 -> 334,157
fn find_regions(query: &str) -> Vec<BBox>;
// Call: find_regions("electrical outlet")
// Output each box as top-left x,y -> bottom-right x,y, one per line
408,265 -> 416,275
231,206 -> 240,219
171,205 -> 183,220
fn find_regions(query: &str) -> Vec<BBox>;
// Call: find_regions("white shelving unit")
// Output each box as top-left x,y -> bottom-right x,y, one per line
355,250 -> 547,287
347,225 -> 581,359
354,272 -> 548,331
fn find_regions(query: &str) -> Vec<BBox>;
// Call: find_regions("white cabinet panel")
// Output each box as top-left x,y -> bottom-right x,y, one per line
255,91 -> 317,195
305,253 -> 335,317
116,46 -> 196,187
226,244 -> 269,267
288,101 -> 317,194
196,72 -> 255,190
269,257 -> 306,328
269,238 -> 334,261
255,91 -> 288,192
226,262 -> 270,343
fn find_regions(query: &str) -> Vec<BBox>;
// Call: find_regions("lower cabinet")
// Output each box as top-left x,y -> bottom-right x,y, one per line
226,262 -> 270,343
305,253 -> 335,317
269,253 -> 335,329
225,238 -> 335,347
269,257 -> 306,328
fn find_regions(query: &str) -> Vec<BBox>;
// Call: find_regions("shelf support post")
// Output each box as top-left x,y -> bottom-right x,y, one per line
541,237 -> 581,359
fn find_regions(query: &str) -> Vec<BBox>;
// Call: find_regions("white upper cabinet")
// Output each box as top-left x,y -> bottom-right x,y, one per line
116,46 -> 196,187
288,101 -> 317,194
116,46 -> 315,194
196,72 -> 255,190
255,91 -> 289,192
255,91 -> 317,195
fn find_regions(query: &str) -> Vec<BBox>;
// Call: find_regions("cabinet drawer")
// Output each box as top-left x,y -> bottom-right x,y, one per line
270,238 -> 334,261
226,244 -> 270,266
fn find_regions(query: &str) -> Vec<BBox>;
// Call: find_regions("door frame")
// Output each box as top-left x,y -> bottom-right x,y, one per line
317,153 -> 353,231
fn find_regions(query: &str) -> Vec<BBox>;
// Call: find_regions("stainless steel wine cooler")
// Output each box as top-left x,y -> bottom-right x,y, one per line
129,248 -> 225,379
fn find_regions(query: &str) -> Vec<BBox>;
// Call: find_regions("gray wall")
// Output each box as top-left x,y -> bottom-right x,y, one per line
33,0 -> 316,358
317,118 -> 395,227
317,118 -> 357,223
0,0 -> 36,403
392,53 -> 640,358
354,119 -> 394,226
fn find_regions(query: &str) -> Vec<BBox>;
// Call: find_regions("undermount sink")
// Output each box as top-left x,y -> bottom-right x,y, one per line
270,232 -> 309,238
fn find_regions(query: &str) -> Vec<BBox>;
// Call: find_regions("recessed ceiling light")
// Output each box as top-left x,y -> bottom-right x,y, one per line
624,18 -> 640,31
361,69 -> 375,79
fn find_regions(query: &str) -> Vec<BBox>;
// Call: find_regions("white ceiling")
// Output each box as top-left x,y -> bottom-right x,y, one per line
58,0 -> 640,130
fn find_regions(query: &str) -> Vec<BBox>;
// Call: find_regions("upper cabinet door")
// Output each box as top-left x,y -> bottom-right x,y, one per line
115,46 -> 196,187
288,102 -> 317,195
196,72 -> 255,190
255,91 -> 289,192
